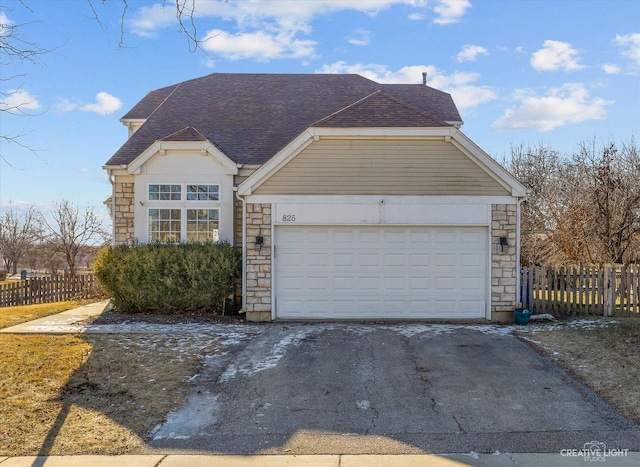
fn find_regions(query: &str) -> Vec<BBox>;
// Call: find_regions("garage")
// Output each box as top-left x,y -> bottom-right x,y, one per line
275,225 -> 488,320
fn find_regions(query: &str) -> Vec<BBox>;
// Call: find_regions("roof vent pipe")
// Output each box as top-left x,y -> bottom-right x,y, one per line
422,72 -> 427,85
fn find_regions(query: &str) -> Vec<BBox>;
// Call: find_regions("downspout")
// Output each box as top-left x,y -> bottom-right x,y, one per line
234,187 -> 247,313
107,169 -> 116,247
516,197 -> 523,307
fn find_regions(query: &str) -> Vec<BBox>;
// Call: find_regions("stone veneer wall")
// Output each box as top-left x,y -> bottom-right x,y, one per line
114,181 -> 135,245
245,203 -> 272,319
491,204 -> 518,315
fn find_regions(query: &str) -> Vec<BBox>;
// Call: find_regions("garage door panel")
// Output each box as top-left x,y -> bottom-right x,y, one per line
410,253 -> 431,267
358,230 -> 381,243
461,277 -> 483,290
276,225 -> 486,319
460,253 -> 483,267
409,277 -> 431,290
435,253 -> 457,267
358,253 -> 380,267
307,253 -> 329,267
334,253 -> 355,266
435,277 -> 456,290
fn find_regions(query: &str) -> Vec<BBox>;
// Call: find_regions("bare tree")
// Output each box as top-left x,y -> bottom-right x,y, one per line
88,0 -> 223,52
38,239 -> 66,276
39,200 -> 108,276
506,138 -> 640,266
576,139 -> 640,263
0,3 -> 54,165
0,206 -> 40,274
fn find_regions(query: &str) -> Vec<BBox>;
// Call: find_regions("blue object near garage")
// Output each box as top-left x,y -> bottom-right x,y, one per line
514,308 -> 531,325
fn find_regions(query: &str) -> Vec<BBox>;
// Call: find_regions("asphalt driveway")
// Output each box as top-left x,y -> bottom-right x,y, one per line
147,323 -> 640,454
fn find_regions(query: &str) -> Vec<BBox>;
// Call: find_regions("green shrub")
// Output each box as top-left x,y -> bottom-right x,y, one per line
93,242 -> 241,314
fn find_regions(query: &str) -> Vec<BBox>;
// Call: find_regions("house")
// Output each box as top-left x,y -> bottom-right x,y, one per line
103,73 -> 527,322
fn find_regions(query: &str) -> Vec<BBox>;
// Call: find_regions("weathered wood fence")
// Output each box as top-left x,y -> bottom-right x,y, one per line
521,265 -> 640,317
0,274 -> 103,307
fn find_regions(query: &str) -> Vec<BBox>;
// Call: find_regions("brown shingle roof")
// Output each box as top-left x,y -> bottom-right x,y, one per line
106,73 -> 462,166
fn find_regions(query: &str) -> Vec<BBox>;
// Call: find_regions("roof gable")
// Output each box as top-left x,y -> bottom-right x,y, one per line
160,126 -> 208,142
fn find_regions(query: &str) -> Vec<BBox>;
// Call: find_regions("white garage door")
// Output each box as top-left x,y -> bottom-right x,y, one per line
275,225 -> 487,319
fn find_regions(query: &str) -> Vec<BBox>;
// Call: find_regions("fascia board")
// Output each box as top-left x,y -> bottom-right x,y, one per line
451,130 -> 529,198
309,127 -> 456,139
102,166 -> 129,176
120,118 -> 146,126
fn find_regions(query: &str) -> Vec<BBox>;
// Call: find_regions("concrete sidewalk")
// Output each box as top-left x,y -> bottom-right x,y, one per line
1,453 -> 639,466
0,300 -> 110,334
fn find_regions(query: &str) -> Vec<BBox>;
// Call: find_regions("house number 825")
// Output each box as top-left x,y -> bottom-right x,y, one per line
282,214 -> 296,222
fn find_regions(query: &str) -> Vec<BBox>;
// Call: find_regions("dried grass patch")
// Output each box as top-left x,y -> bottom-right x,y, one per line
517,319 -> 640,424
0,332 -> 202,455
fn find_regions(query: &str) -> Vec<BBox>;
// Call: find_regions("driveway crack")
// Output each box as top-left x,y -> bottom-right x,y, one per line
361,332 -> 379,434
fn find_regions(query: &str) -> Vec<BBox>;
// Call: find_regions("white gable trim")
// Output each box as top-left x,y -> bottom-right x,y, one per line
450,130 -> 528,197
237,129 -> 316,195
238,127 -> 528,198
127,141 -> 238,175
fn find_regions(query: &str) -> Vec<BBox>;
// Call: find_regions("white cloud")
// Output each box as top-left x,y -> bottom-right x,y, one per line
316,61 -> 497,110
602,63 -> 621,74
80,92 -> 123,115
129,1 -> 470,61
531,40 -> 585,72
202,29 -> 316,60
614,33 -> 640,67
129,3 -> 176,38
432,0 -> 472,25
54,97 -> 78,112
347,28 -> 371,47
0,89 -> 41,114
0,12 -> 14,37
456,44 -> 488,63
492,83 -> 612,131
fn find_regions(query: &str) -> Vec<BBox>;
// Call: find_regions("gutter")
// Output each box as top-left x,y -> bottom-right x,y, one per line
234,187 -> 247,313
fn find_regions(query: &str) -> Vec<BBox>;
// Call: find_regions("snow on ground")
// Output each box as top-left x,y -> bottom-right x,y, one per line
516,318 -> 618,336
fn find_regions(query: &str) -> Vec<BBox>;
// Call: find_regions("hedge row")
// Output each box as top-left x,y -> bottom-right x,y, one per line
94,242 -> 241,314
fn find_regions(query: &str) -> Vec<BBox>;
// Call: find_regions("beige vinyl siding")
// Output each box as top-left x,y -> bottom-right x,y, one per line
254,139 -> 510,196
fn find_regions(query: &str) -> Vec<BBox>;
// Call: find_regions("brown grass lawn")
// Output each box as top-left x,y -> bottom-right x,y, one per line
516,318 -> 640,424
0,332 -> 200,455
0,300 -> 203,455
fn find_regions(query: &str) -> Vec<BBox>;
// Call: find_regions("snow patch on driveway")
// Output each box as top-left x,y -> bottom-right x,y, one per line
218,326 -> 319,382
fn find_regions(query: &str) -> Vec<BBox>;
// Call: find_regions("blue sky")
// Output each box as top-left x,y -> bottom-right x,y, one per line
1,0 -> 639,227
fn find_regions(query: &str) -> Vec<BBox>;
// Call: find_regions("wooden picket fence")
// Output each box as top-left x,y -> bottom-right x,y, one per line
0,274 -> 104,308
520,265 -> 640,317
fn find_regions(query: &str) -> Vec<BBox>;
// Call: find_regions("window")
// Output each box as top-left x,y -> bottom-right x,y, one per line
186,209 -> 219,242
149,184 -> 181,201
149,209 -> 181,242
187,184 -> 219,201
146,183 -> 222,243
